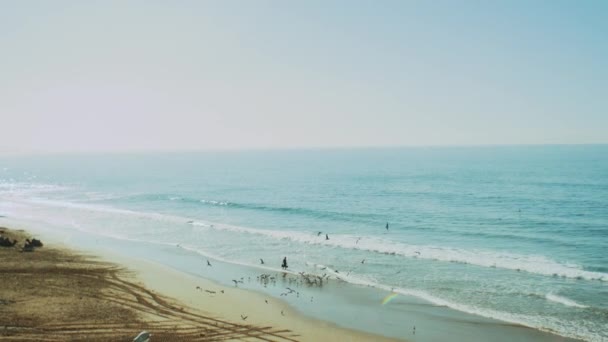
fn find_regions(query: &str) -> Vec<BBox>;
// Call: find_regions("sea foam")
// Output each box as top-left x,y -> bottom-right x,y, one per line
545,293 -> 588,308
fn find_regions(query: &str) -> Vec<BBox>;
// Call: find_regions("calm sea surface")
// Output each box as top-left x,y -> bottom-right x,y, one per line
1,146 -> 606,341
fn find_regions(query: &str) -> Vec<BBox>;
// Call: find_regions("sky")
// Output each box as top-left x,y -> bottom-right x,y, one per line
0,0 -> 607,154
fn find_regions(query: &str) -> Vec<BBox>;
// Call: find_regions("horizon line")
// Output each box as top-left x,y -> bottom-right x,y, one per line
1,142 -> 607,157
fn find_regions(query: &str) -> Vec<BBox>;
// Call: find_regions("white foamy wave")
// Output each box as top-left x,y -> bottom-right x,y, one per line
21,198 -> 187,223
0,182 -> 68,194
385,286 -> 599,342
296,262 -> 599,341
545,293 -> 588,308
82,192 -> 123,201
192,221 -> 608,282
200,199 -> 229,206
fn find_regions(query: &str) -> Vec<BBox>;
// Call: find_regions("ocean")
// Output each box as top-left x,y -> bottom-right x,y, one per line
1,145 -> 606,341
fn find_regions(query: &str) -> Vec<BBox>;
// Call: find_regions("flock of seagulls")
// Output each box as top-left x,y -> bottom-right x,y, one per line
177,222 -> 423,340
139,217 -> 460,340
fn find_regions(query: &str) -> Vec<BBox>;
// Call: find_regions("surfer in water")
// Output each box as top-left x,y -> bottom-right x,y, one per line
325,234 -> 329,240
386,222 -> 389,231
281,257 -> 288,270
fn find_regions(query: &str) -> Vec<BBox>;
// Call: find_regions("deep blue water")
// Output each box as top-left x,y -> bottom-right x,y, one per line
1,145 -> 607,341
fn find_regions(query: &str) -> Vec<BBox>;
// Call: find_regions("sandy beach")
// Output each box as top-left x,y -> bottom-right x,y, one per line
0,226 -> 400,341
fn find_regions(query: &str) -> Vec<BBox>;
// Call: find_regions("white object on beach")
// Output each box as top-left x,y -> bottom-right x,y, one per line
133,331 -> 152,342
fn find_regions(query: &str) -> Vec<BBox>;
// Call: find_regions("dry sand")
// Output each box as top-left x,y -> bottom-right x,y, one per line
0,227 -> 400,341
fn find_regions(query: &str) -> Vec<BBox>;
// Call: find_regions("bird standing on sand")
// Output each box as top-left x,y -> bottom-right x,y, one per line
133,331 -> 152,342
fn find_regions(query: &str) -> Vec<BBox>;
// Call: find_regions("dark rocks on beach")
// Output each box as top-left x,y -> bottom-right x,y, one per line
20,238 -> 44,252
30,238 -> 43,247
0,236 -> 17,247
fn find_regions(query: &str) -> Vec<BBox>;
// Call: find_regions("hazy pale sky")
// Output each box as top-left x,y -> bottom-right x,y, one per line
1,0 -> 607,154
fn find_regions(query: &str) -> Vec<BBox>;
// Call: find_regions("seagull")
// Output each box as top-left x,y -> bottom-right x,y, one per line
265,300 -> 268,304
281,310 -> 285,316
361,259 -> 365,264
317,231 -> 322,236
356,237 -> 361,244
232,280 -> 239,286
260,258 -> 264,264
133,331 -> 152,342
207,260 -> 212,267
241,315 -> 248,321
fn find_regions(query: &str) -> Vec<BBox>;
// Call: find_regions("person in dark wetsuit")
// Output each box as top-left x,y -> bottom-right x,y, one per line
281,257 -> 288,270
386,222 -> 389,231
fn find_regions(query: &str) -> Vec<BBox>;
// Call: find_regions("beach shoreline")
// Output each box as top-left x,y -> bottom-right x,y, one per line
0,216 -> 584,341
0,225 -> 401,341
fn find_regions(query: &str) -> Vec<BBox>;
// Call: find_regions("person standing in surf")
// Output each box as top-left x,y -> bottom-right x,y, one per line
281,257 -> 288,270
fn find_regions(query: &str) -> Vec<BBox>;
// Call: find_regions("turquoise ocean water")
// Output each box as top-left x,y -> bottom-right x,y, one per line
0,146 -> 606,341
